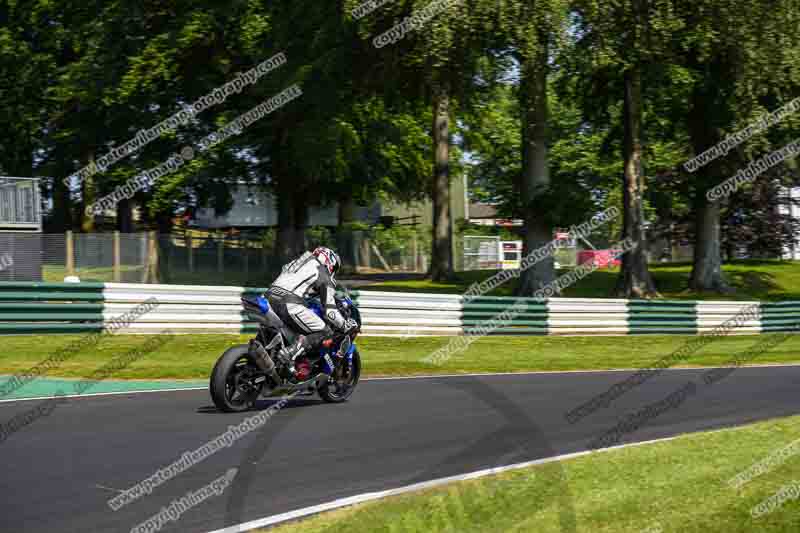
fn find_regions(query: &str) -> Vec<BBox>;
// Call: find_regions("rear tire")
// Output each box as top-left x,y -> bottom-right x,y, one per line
210,344 -> 265,412
318,350 -> 361,403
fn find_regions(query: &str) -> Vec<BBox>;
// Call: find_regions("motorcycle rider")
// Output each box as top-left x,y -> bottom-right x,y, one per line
266,247 -> 358,378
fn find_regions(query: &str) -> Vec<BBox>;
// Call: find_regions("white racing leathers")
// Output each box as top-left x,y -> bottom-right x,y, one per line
266,252 -> 347,362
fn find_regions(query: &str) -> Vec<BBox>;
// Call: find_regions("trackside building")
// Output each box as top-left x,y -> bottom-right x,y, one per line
0,177 -> 43,280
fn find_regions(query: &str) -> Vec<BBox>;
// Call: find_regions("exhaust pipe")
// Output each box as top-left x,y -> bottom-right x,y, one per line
249,340 -> 281,384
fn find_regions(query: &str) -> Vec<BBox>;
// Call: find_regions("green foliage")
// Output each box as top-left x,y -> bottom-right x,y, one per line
457,220 -> 518,242
3,0 -> 799,272
306,225 -> 334,249
371,224 -> 431,258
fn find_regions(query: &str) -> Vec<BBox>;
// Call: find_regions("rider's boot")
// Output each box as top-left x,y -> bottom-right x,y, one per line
277,336 -> 310,381
277,333 -> 332,383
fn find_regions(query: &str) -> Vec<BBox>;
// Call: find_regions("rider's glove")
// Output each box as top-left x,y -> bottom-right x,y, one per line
342,318 -> 359,335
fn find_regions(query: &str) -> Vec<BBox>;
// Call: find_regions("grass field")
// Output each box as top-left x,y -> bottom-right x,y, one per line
1,332 -> 799,380
40,264 -> 273,287
42,265 -> 143,282
364,260 -> 800,301
261,414 -> 800,533
35,259 -> 800,301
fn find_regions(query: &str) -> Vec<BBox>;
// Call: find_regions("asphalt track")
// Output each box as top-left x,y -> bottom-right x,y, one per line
2,366 -> 800,533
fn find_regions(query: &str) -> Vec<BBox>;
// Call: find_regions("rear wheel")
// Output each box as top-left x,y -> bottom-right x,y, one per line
210,344 -> 267,412
318,350 -> 361,403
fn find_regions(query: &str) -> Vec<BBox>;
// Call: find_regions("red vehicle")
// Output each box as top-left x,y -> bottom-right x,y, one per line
577,249 -> 622,269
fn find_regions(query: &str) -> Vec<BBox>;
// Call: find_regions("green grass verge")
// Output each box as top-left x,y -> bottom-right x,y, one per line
41,265 -> 272,287
364,259 -> 800,301
1,333 -> 799,380
261,414 -> 800,533
42,265 -> 143,282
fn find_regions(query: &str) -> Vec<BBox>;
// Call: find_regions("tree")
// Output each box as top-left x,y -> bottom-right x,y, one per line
723,176 -> 800,259
0,0 -> 79,230
356,0 -> 484,281
507,0 -> 570,295
574,0 -> 683,297
675,0 -> 800,292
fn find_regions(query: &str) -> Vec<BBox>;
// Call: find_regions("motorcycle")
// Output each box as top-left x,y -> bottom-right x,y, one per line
210,293 -> 362,412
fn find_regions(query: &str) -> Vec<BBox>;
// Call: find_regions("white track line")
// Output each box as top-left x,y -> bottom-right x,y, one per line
205,434 -> 686,533
3,363 -> 800,404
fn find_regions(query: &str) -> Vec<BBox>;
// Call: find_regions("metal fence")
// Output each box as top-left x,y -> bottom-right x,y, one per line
0,228 -> 607,285
0,229 -> 604,285
0,233 -> 151,283
462,235 -> 579,270
0,177 -> 42,231
0,229 -> 437,285
463,235 -> 501,270
0,233 -> 44,281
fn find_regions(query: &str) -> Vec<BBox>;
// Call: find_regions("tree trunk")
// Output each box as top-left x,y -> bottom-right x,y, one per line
517,41 -> 555,296
155,210 -> 172,233
275,176 -> 296,266
337,197 -> 357,273
154,211 -> 172,283
690,196 -> 731,292
614,66 -> 658,298
687,82 -> 732,292
725,239 -> 735,262
359,233 -> 371,270
116,198 -> 133,233
49,173 -> 73,232
292,189 -> 308,256
80,152 -> 96,233
429,83 -> 453,281
5,138 -> 33,177
273,127 -> 299,267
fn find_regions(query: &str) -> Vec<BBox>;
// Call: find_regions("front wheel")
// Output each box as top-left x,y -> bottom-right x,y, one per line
318,350 -> 361,403
210,344 -> 266,412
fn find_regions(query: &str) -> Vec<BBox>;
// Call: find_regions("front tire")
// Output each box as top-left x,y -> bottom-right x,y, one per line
318,350 -> 361,403
210,344 -> 265,412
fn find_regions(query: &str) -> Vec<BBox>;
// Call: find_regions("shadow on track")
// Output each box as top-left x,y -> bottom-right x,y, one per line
222,375 -> 576,532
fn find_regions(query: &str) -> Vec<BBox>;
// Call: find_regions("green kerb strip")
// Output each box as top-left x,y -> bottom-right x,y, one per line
0,375 -> 205,400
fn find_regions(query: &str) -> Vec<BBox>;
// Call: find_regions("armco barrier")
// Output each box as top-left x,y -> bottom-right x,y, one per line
0,282 -> 797,336
0,282 -> 263,335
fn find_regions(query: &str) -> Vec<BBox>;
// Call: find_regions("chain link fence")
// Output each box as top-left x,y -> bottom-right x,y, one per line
463,235 -> 501,270
0,228 -> 608,285
0,228 -> 437,285
0,233 -> 150,283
